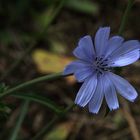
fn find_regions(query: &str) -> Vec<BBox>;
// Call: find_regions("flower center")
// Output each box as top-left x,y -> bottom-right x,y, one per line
94,56 -> 111,74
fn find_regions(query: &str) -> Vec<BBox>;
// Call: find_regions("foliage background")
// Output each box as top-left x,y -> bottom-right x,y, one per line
0,0 -> 140,140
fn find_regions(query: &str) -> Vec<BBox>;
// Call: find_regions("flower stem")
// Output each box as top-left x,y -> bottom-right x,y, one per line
0,72 -> 63,98
118,0 -> 134,35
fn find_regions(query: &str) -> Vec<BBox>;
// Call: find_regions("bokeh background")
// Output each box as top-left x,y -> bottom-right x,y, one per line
0,0 -> 140,140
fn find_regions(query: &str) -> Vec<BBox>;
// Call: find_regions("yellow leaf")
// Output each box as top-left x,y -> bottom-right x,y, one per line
43,121 -> 74,140
32,49 -> 76,84
32,49 -> 74,73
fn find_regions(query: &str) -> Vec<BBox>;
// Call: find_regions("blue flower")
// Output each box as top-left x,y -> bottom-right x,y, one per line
63,27 -> 140,114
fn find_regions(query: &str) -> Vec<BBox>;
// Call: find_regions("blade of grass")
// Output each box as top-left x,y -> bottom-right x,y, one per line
118,0 -> 134,35
9,100 -> 29,140
11,93 -> 63,114
65,0 -> 98,15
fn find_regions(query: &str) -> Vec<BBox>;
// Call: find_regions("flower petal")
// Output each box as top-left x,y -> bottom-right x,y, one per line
94,27 -> 110,56
75,74 -> 97,107
88,75 -> 104,114
74,67 -> 94,82
104,73 -> 119,110
109,40 -> 140,60
73,35 -> 95,62
109,50 -> 140,67
63,60 -> 89,75
108,72 -> 138,102
104,36 -> 124,58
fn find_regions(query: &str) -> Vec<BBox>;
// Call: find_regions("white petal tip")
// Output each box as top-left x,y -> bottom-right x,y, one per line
128,93 -> 138,102
109,106 -> 119,111
89,110 -> 99,114
74,101 -> 86,107
63,68 -> 73,75
129,97 -> 138,102
99,26 -> 110,30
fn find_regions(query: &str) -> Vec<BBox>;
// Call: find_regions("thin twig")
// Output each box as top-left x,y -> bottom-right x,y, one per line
121,99 -> 140,140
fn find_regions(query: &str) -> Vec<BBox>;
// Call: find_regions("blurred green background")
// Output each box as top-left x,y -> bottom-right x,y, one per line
0,0 -> 140,140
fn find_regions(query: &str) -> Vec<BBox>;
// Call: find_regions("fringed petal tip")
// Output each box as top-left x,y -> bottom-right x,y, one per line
63,67 -> 73,76
74,101 -> 85,107
89,110 -> 98,114
98,26 -> 111,31
109,105 -> 119,111
74,101 -> 100,114
108,72 -> 138,103
73,35 -> 95,62
94,27 -> 111,56
89,104 -> 119,114
129,94 -> 138,102
63,61 -> 77,76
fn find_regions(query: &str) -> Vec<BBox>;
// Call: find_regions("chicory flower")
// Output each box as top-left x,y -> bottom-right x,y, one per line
63,27 -> 140,114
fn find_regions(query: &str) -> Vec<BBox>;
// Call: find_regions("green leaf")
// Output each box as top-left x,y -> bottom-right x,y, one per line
11,93 -> 63,114
44,121 -> 74,140
65,0 -> 99,15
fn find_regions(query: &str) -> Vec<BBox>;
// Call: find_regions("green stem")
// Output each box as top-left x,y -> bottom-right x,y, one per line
0,72 -> 63,98
9,100 -> 29,140
0,0 -> 66,81
118,0 -> 134,35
